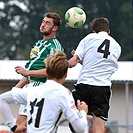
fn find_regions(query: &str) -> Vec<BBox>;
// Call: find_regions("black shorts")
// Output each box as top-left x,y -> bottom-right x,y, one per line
72,83 -> 111,121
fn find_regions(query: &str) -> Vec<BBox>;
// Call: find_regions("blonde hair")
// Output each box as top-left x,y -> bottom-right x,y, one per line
45,51 -> 68,79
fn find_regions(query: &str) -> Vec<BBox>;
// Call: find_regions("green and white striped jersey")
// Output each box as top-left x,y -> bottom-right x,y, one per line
25,38 -> 64,83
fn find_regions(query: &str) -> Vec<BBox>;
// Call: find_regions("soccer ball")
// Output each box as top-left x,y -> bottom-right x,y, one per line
65,7 -> 86,28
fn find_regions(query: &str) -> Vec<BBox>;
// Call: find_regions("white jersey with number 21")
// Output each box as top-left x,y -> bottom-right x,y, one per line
12,80 -> 85,133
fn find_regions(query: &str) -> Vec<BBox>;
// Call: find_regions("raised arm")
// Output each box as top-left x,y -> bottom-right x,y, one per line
15,66 -> 47,78
68,55 -> 82,68
15,77 -> 29,88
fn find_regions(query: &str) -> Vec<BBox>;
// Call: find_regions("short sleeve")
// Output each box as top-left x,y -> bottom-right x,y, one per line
12,87 -> 27,105
74,39 -> 85,60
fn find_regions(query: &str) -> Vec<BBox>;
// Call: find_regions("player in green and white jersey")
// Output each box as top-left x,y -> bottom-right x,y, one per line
14,12 -> 64,127
24,38 -> 64,83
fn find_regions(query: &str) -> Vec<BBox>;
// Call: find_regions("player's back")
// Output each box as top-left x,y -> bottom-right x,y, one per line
26,80 -> 69,133
77,32 -> 121,86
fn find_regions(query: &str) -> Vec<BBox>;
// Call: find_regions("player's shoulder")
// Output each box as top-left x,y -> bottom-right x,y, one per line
47,38 -> 60,43
78,33 -> 96,46
35,39 -> 44,45
45,80 -> 66,90
54,83 -> 71,96
81,33 -> 97,42
85,33 -> 96,38
51,38 -> 62,47
57,84 -> 72,97
57,83 -> 68,92
108,35 -> 121,48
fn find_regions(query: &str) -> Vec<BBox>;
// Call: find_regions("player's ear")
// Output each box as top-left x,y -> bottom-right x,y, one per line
107,29 -> 110,35
52,26 -> 58,31
64,71 -> 68,78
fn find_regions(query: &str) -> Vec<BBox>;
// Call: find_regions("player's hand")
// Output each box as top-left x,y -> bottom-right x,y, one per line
77,99 -> 88,114
71,50 -> 75,56
14,125 -> 27,133
15,66 -> 28,76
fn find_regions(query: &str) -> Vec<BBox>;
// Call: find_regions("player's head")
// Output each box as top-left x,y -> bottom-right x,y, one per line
91,17 -> 110,34
40,12 -> 62,36
44,12 -> 62,27
45,51 -> 68,80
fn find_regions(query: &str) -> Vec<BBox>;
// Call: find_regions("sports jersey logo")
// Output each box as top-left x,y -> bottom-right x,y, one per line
30,46 -> 39,58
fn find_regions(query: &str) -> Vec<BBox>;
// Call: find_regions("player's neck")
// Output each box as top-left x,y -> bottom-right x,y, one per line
43,33 -> 56,40
49,78 -> 65,85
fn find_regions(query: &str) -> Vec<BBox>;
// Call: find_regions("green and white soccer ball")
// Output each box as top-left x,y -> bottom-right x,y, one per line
65,7 -> 86,28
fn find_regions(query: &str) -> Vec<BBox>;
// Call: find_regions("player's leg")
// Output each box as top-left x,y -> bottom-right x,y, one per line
92,115 -> 105,133
90,85 -> 111,133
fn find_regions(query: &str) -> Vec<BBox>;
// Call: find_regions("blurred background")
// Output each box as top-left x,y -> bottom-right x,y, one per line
0,0 -> 132,60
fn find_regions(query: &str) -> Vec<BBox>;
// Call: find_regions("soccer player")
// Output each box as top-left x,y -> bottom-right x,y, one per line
0,51 -> 88,133
69,17 -> 121,133
14,12 -> 64,126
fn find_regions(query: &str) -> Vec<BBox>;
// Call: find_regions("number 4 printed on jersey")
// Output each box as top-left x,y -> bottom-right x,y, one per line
97,39 -> 110,58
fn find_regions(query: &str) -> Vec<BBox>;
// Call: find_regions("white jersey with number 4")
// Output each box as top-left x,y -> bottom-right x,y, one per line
75,31 -> 121,86
12,80 -> 84,133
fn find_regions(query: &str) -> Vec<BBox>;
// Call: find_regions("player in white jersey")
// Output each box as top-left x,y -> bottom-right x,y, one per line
69,17 -> 121,133
0,51 -> 88,133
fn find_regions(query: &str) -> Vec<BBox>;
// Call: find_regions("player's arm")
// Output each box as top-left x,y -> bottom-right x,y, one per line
69,38 -> 84,68
70,100 -> 88,133
68,55 -> 82,68
15,77 -> 29,88
0,90 -> 27,132
15,66 -> 47,78
62,95 -> 88,133
70,111 -> 87,133
25,68 -> 47,78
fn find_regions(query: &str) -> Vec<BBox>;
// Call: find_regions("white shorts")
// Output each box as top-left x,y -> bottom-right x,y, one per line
18,81 -> 43,115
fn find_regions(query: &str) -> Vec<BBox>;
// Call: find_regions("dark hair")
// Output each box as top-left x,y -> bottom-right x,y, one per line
91,17 -> 109,33
45,51 -> 68,79
44,12 -> 62,27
